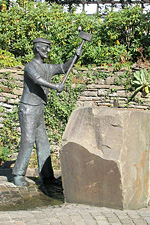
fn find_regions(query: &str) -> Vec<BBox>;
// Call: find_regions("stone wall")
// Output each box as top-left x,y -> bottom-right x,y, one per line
0,66 -> 24,127
0,65 -> 150,127
76,66 -> 150,110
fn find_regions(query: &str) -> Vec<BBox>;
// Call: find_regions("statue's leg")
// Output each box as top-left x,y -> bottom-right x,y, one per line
12,103 -> 37,186
35,116 -> 54,182
35,105 -> 62,186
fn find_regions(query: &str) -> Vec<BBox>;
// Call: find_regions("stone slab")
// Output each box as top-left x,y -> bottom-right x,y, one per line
60,106 -> 150,210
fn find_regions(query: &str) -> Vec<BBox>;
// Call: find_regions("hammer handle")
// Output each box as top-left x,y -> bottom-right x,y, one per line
57,40 -> 85,96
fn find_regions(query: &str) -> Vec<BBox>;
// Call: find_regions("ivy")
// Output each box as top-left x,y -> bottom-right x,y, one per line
45,72 -> 86,145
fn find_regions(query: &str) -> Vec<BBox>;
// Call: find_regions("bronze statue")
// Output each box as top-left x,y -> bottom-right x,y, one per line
12,37 -> 82,186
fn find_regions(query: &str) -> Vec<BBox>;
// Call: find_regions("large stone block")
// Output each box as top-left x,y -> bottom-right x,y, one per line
60,107 -> 150,210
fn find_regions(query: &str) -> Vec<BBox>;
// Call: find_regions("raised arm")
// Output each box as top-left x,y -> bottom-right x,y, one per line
51,48 -> 82,76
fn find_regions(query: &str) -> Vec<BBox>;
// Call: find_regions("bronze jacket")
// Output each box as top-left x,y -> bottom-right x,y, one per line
21,58 -> 72,105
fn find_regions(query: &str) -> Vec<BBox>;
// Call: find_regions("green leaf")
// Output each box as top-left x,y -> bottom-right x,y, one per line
145,86 -> 149,94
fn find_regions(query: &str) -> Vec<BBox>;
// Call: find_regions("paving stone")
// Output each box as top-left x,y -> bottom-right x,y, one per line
32,212 -> 46,219
94,216 -> 108,221
14,222 -> 26,225
34,219 -> 49,223
73,221 -> 87,225
43,212 -> 57,218
139,212 -> 150,217
0,223 -> 15,225
127,212 -> 141,217
22,217 -> 35,222
18,212 -> 35,218
70,214 -> 83,220
109,223 -> 122,225
128,214 -> 144,219
61,222 -> 74,225
132,218 -> 147,225
102,212 -> 118,218
47,217 -> 60,223
97,221 -> 110,225
144,217 -> 150,223
11,218 -> 23,222
0,217 -> 11,222
83,220 -> 98,225
25,221 -> 38,225
38,224 -> 50,225
107,217 -> 120,223
49,222 -> 61,225
90,212 -> 104,216
120,218 -> 134,224
115,214 -> 130,219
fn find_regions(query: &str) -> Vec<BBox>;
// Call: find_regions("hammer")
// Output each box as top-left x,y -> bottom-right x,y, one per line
57,31 -> 93,96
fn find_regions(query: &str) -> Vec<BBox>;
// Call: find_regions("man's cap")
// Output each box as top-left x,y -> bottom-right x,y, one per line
33,38 -> 52,45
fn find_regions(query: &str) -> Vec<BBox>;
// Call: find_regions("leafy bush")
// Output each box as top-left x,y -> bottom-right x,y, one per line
0,3 -> 149,66
0,49 -> 22,68
45,72 -> 85,144
0,147 -> 11,164
99,5 -> 150,62
0,106 -> 20,152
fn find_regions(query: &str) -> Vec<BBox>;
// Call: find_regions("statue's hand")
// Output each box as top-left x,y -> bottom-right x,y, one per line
56,83 -> 64,93
76,47 -> 82,58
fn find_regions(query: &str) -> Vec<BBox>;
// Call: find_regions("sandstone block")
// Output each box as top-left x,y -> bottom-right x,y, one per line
60,107 -> 150,210
95,79 -> 105,85
1,92 -> 17,99
117,90 -> 126,97
11,73 -> 24,81
82,91 -> 97,97
1,86 -> 11,93
97,89 -> 107,96
105,76 -> 115,85
13,87 -> 23,96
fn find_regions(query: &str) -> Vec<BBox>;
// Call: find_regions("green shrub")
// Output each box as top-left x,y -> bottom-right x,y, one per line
99,5 -> 150,62
0,147 -> 11,164
0,49 -> 22,68
44,72 -> 86,144
0,106 -> 20,152
0,3 -> 149,66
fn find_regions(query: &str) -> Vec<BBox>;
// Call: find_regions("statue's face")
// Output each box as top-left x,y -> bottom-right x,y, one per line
36,43 -> 50,59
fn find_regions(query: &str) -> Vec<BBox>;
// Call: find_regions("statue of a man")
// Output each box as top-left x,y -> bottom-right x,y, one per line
12,38 -> 81,186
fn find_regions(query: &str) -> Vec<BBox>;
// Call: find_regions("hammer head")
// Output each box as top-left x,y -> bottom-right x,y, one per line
79,31 -> 93,42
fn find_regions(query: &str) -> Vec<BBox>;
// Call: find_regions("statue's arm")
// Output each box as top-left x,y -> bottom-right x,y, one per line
50,58 -> 73,76
51,48 -> 82,76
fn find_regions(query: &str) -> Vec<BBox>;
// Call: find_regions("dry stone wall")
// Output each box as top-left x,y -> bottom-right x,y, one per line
0,65 -> 150,127
0,66 -> 24,127
76,66 -> 150,110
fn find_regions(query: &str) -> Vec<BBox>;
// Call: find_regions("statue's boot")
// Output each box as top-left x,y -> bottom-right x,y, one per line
42,177 -> 62,186
14,175 -> 29,187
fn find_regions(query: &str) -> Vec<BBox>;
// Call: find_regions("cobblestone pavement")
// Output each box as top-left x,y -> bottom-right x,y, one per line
0,204 -> 150,225
0,168 -> 150,225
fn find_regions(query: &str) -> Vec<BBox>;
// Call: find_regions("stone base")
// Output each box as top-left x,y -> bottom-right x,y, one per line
60,107 -> 150,210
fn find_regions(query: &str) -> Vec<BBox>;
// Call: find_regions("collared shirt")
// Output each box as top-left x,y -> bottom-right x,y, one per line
21,58 -> 72,105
